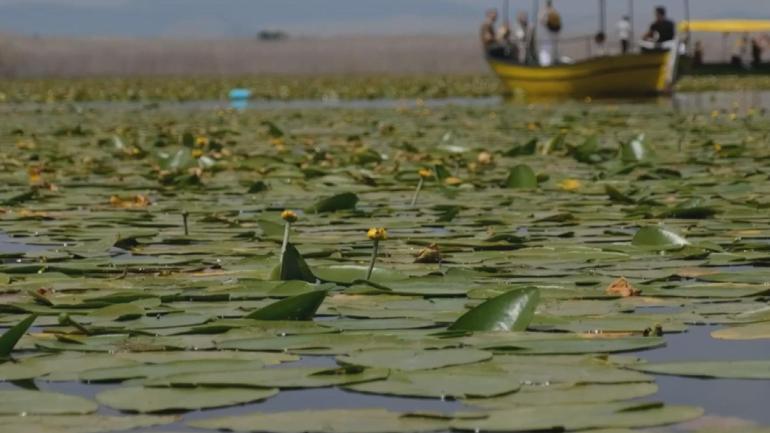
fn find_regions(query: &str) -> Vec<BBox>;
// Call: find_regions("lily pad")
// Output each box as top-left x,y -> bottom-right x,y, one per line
712,322 -> 770,340
467,383 -> 659,408
631,360 -> 770,379
451,402 -> 702,431
504,165 -> 537,189
0,314 -> 37,358
276,243 -> 318,283
0,390 -> 98,415
337,348 -> 491,371
96,386 -> 278,413
449,288 -> 539,332
345,369 -> 521,399
620,133 -> 650,162
145,365 -> 389,389
246,290 -> 327,321
189,408 -> 450,433
632,226 -> 689,249
79,359 -> 266,382
307,192 -> 359,213
0,415 -> 176,433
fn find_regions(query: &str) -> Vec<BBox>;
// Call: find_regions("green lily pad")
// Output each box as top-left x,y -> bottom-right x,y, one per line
96,386 -> 278,413
145,365 -> 389,389
0,352 -> 140,381
79,359 -> 266,382
620,133 -> 650,162
632,226 -> 689,249
473,335 -> 666,354
345,368 -> 520,399
337,348 -> 491,371
307,192 -> 359,213
245,290 -> 327,321
467,383 -> 658,408
451,402 -> 702,432
449,288 -> 539,332
189,408 -> 450,433
0,390 -> 98,415
631,360 -> 770,379
504,164 -> 537,189
0,314 -> 37,358
313,265 -> 408,285
0,414 -> 176,433
275,243 -> 318,283
712,322 -> 770,340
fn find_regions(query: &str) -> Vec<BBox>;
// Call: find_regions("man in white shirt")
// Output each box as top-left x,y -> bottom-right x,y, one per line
618,16 -> 631,54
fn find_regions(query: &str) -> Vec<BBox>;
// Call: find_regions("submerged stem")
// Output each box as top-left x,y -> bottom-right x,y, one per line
410,177 -> 424,207
366,239 -> 380,280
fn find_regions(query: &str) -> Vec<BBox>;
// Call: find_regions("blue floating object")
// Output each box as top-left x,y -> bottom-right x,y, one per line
229,88 -> 251,100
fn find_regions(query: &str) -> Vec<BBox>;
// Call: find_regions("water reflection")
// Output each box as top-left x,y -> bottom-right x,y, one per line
3,91 -> 770,114
641,325 -> 770,425
673,90 -> 770,114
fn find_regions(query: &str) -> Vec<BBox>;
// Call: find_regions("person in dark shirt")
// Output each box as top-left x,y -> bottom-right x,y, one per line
643,6 -> 675,51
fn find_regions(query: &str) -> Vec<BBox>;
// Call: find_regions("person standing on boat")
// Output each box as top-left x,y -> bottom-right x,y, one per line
731,34 -> 749,68
514,11 -> 530,63
617,16 -> 631,54
642,6 -> 675,52
593,32 -> 608,56
497,24 -> 519,61
481,8 -> 505,58
693,41 -> 704,66
751,35 -> 764,67
540,0 -> 562,64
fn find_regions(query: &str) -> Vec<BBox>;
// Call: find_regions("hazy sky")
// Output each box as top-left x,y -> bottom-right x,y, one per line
0,0 -> 766,38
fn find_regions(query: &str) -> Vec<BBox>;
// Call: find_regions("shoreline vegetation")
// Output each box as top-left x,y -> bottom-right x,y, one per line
0,75 -> 767,103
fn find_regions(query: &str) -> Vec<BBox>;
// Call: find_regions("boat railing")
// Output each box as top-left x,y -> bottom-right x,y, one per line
531,33 -> 637,62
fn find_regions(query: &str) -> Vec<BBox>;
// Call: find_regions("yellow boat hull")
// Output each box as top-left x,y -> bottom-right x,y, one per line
488,52 -> 672,98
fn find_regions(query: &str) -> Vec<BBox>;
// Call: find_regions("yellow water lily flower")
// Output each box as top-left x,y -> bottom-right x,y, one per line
195,135 -> 209,147
27,167 -> 43,186
418,168 -> 432,178
281,210 -> 298,223
367,227 -> 387,241
558,179 -> 582,192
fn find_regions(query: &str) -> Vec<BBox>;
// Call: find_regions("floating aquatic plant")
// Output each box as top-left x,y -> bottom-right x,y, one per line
410,168 -> 432,207
366,227 -> 387,281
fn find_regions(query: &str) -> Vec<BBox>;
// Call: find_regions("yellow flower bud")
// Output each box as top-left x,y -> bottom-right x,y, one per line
281,210 -> 298,223
477,151 -> 493,165
444,176 -> 462,186
558,179 -> 582,192
367,227 -> 387,241
418,168 -> 432,179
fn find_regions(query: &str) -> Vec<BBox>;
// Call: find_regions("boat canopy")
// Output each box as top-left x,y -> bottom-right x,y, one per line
679,20 -> 770,33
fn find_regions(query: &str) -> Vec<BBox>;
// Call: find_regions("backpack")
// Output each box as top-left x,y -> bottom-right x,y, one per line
546,11 -> 562,32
